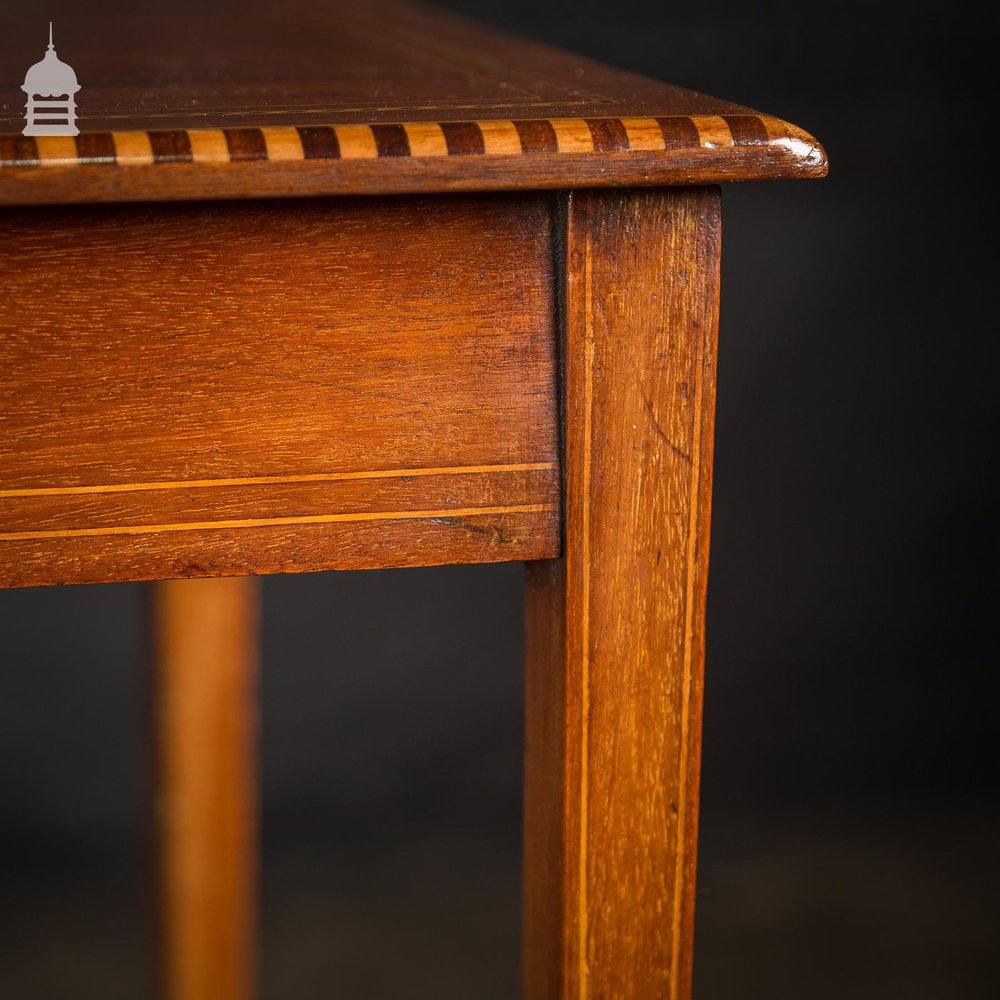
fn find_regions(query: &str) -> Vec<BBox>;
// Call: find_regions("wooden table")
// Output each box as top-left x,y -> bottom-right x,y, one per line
0,2 -> 826,997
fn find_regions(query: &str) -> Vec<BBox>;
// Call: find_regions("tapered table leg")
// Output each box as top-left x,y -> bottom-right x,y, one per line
524,188 -> 721,999
150,576 -> 260,1000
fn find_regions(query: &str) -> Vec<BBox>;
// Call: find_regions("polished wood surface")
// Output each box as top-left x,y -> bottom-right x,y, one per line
0,5 -> 826,997
0,195 -> 560,588
151,576 -> 260,1000
524,187 -> 719,999
0,0 -> 826,205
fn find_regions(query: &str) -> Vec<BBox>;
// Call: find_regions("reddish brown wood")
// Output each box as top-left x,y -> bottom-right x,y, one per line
0,122 -> 825,208
0,195 -> 560,587
524,187 -> 720,999
0,0 -> 808,131
0,0 -> 826,205
151,575 -> 260,1000
0,8 -> 825,999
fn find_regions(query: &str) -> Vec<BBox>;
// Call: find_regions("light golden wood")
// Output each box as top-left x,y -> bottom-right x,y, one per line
151,576 -> 260,1000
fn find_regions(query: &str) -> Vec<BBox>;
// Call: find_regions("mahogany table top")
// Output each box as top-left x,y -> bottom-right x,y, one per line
0,0 -> 826,206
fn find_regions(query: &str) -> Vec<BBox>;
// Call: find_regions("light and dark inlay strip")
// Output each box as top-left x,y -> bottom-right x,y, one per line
0,114 -> 817,168
148,129 -> 193,163
512,119 -> 558,153
296,126 -> 340,159
224,127 -> 268,161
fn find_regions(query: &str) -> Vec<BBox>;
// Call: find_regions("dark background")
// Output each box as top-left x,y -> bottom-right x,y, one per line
1,1 -> 995,997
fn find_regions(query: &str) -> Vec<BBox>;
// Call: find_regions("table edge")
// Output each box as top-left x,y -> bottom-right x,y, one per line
0,113 -> 827,207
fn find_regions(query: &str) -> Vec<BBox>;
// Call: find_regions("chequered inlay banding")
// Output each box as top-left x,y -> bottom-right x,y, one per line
0,114 -> 820,169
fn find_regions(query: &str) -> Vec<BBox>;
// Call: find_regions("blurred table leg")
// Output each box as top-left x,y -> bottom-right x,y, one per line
150,576 -> 260,1000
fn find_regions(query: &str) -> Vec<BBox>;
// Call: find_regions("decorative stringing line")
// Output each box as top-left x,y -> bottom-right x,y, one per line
670,213 -> 710,999
0,461 -> 558,500
0,115 -> 819,168
0,97 -> 602,123
0,502 -> 556,542
578,192 -> 594,998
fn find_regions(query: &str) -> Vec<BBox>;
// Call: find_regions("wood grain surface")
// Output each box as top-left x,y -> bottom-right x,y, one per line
0,194 -> 560,587
524,187 -> 720,999
151,576 -> 259,1000
0,0 -> 826,205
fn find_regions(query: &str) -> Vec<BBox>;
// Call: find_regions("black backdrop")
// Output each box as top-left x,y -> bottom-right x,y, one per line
1,2 -> 995,997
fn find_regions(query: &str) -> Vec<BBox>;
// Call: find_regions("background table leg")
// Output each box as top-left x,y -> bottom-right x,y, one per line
149,576 -> 260,1000
524,188 -> 721,999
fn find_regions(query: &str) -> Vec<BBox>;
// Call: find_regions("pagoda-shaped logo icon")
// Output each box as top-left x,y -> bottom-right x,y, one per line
22,23 -> 81,136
